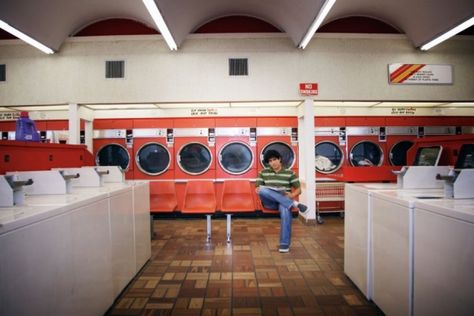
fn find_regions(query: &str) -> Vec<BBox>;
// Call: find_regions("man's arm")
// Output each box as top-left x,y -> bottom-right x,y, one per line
286,186 -> 301,199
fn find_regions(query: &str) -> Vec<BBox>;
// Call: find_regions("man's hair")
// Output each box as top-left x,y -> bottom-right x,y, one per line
263,149 -> 282,163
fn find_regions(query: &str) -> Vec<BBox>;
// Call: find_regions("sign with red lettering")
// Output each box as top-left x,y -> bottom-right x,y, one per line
299,83 -> 318,96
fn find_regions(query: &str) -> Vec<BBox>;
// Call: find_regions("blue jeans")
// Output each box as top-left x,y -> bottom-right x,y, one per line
258,187 -> 293,246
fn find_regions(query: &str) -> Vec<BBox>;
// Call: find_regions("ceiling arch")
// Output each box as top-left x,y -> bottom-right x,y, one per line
0,0 -> 472,51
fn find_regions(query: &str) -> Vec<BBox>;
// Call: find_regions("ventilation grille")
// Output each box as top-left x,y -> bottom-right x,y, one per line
0,64 -> 5,82
229,58 -> 248,76
105,60 -> 125,78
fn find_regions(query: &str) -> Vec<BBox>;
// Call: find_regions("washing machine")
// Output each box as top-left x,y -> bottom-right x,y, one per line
133,119 -> 174,180
173,118 -> 216,210
314,117 -> 347,180
385,126 -> 417,167
93,119 -> 134,180
215,118 -> 257,180
257,117 -> 298,173
214,117 -> 258,211
347,126 -> 386,168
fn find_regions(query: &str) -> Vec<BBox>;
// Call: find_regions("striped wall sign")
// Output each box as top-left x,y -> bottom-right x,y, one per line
388,64 -> 453,85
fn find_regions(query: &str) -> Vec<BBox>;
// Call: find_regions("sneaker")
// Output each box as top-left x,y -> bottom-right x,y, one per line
297,203 -> 308,213
279,245 -> 290,253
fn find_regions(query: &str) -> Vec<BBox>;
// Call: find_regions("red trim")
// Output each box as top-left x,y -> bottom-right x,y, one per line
74,18 -> 158,36
194,16 -> 281,33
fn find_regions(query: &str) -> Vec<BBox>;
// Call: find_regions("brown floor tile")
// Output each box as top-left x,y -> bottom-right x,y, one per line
106,217 -> 383,316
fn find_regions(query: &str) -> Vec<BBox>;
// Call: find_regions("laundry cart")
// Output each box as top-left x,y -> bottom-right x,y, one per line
315,180 -> 345,224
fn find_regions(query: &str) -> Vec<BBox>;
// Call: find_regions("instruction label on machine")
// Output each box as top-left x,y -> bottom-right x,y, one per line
388,64 -> 453,84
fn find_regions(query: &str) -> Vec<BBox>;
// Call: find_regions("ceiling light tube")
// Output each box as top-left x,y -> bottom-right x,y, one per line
0,20 -> 54,54
420,16 -> 474,51
142,0 -> 178,50
298,0 -> 336,49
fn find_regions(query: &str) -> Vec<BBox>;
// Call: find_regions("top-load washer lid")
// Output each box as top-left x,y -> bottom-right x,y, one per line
349,141 -> 383,167
413,146 -> 443,166
96,143 -> 130,171
261,142 -> 295,169
178,142 -> 212,175
136,142 -> 171,176
218,142 -> 254,175
455,143 -> 474,169
314,141 -> 344,173
389,140 -> 414,166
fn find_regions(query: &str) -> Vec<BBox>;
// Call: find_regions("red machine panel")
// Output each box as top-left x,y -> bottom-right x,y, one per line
133,118 -> 174,180
314,117 -> 347,180
93,119 -> 134,179
256,117 -> 298,173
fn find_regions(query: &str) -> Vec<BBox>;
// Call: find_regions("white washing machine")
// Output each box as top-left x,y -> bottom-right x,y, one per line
371,189 -> 444,316
413,198 -> 474,316
344,182 -> 398,299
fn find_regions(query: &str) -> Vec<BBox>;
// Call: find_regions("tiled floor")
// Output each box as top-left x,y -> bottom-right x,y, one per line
106,216 -> 384,316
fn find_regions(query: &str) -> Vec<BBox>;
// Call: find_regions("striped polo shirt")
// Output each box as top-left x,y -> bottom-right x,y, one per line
256,167 -> 300,192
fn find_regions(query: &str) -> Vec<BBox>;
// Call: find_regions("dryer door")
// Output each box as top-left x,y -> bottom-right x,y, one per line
178,142 -> 212,175
261,142 -> 295,169
96,143 -> 130,171
315,141 -> 344,173
389,141 -> 414,166
350,141 -> 383,167
136,142 -> 171,175
219,142 -> 253,175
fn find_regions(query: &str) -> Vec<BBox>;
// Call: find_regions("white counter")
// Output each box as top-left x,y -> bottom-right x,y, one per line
413,198 -> 474,316
371,189 -> 444,316
344,182 -> 398,299
0,181 -> 151,316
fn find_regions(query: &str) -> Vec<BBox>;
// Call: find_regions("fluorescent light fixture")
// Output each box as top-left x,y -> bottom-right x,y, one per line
372,102 -> 445,108
142,0 -> 178,50
420,16 -> 474,51
231,101 -> 302,107
87,104 -> 157,110
438,102 -> 474,108
0,20 -> 54,54
313,101 -> 378,107
9,105 -> 69,111
156,102 -> 229,109
298,0 -> 336,49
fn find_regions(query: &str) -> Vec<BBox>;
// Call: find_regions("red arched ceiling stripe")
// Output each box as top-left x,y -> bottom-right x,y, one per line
319,16 -> 401,33
194,16 -> 282,33
73,18 -> 159,36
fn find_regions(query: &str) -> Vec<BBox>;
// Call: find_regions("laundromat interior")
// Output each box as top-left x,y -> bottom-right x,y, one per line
1,0 -> 474,315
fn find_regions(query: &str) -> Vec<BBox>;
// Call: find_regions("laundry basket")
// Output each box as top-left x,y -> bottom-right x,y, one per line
315,181 -> 345,224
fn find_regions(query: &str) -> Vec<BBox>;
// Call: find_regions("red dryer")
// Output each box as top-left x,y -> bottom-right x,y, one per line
133,118 -> 174,180
93,119 -> 134,180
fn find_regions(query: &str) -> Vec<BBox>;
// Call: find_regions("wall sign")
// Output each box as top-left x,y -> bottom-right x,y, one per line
388,64 -> 453,85
190,108 -> 218,116
391,107 -> 416,115
0,112 -> 20,121
299,83 -> 318,95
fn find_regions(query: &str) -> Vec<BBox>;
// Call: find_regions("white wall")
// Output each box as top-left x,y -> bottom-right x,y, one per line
0,33 -> 473,106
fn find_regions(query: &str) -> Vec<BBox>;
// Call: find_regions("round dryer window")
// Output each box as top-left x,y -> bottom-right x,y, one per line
96,143 -> 130,171
261,142 -> 295,169
136,142 -> 171,175
350,141 -> 383,167
219,142 -> 254,175
178,142 -> 212,175
389,141 -> 414,166
314,141 -> 344,173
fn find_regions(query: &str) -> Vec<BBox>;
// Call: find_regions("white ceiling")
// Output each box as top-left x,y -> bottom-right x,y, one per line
0,0 -> 473,51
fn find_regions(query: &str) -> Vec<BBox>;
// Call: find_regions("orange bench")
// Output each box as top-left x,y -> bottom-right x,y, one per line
149,181 -> 178,235
181,180 -> 216,242
220,180 -> 256,242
